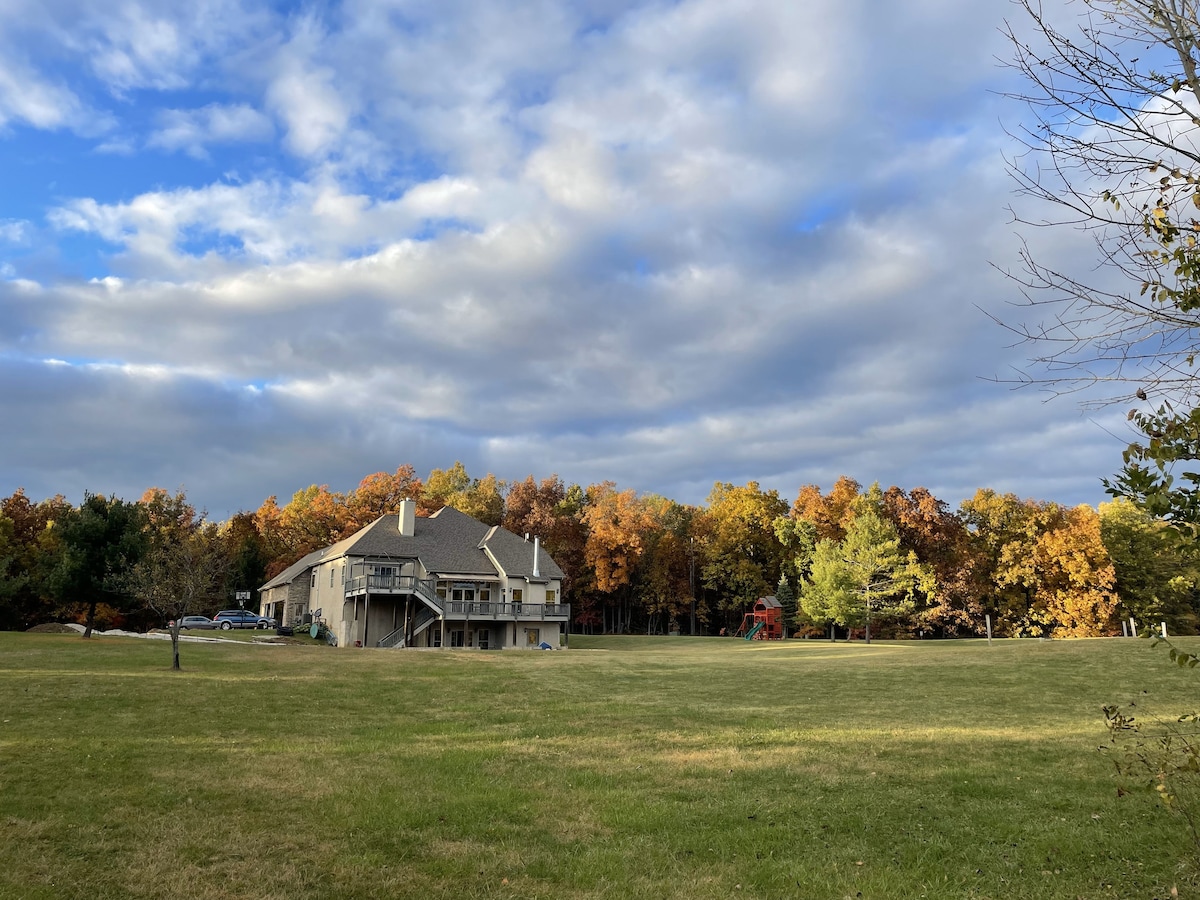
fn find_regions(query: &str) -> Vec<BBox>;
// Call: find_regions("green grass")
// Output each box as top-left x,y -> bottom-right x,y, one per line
1,633 -> 1197,899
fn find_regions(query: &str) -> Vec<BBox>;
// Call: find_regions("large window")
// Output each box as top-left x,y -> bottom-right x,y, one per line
450,630 -> 465,648
545,589 -> 556,604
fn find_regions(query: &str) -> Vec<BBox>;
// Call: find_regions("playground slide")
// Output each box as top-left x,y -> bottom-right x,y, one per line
744,621 -> 765,641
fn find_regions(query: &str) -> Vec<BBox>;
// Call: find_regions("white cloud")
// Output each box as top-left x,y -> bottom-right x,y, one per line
148,104 -> 274,158
0,0 -> 1137,517
0,56 -> 87,131
0,219 -> 29,243
265,16 -> 352,161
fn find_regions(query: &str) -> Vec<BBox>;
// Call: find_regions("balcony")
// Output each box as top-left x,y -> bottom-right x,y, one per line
345,573 -> 436,599
443,600 -> 570,622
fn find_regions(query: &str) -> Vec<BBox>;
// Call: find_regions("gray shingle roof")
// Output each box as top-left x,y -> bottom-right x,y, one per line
257,506 -> 564,589
260,547 -> 326,591
482,526 -> 564,581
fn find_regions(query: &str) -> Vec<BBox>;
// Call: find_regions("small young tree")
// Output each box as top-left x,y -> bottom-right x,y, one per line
127,491 -> 228,670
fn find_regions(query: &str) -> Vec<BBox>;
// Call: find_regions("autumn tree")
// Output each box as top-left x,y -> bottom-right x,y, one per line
634,497 -> 697,634
791,476 -> 861,542
960,489 -> 1043,635
964,490 -> 1119,636
504,475 -> 589,606
278,484 -> 347,557
0,489 -> 71,629
1021,504 -> 1120,637
343,466 -> 423,533
128,489 -> 227,669
421,461 -> 471,515
1100,498 -> 1200,632
698,481 -> 788,627
421,462 -> 505,525
582,482 -> 655,633
883,486 -> 985,636
453,473 -> 506,526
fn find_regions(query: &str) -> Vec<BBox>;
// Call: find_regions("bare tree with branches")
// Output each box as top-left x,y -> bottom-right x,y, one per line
1002,0 -> 1200,405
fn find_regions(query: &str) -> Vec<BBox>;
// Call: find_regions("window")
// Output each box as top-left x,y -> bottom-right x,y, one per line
311,573 -> 316,588
330,568 -> 334,588
480,588 -> 491,603
546,589 -> 556,604
450,630 -> 465,648
526,628 -> 540,646
511,589 -> 523,602
477,629 -> 489,650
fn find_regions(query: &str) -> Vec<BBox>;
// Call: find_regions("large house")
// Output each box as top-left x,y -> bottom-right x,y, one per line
258,499 -> 568,650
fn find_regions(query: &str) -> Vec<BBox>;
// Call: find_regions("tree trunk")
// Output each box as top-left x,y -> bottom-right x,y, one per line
83,599 -> 97,638
171,622 -> 181,670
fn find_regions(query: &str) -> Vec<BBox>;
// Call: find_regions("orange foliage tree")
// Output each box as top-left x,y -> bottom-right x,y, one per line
792,476 -> 861,542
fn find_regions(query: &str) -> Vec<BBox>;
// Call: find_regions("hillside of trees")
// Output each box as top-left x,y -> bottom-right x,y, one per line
2,461 -> 1196,639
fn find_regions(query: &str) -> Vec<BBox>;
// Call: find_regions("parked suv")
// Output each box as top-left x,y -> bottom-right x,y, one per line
213,609 -> 272,630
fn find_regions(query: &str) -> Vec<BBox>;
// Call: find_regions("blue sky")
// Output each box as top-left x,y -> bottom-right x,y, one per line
0,0 -> 1137,518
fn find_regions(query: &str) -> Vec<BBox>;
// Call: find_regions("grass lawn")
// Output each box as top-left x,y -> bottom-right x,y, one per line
1,633 -> 1197,899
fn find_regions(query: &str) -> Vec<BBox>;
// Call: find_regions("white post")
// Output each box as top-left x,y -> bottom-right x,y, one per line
1162,622 -> 1169,638
1122,621 -> 1128,638
1129,617 -> 1138,637
985,614 -> 993,646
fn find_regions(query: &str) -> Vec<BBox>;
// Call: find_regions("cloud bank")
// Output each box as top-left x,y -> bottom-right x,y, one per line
0,0 -> 1130,516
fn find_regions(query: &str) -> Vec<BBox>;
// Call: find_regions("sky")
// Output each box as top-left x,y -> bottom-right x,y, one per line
0,0 -> 1139,519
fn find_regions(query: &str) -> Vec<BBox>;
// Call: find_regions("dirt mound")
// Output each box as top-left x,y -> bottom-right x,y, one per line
26,623 -> 81,634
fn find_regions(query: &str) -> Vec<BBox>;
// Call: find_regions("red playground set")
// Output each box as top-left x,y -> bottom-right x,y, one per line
735,595 -> 784,640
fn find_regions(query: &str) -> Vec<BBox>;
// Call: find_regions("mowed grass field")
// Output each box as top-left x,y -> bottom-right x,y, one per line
1,634 -> 1197,900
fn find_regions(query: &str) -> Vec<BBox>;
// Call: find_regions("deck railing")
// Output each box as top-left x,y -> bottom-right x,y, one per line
346,573 -> 442,608
443,601 -> 570,621
347,571 -> 569,624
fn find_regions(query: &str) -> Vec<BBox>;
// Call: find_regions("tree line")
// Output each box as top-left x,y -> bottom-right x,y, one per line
2,462 -> 1196,639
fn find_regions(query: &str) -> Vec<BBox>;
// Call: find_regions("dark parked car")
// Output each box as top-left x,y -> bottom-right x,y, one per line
213,609 -> 273,630
175,615 -> 217,630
